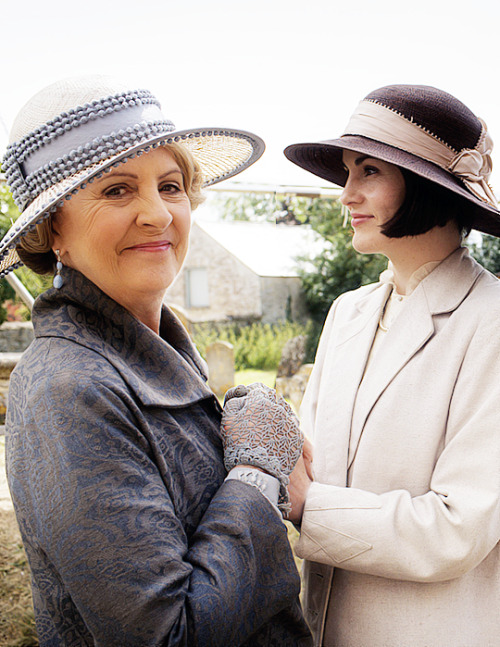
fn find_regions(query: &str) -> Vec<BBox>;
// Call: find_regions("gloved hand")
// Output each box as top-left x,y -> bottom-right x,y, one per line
221,383 -> 304,514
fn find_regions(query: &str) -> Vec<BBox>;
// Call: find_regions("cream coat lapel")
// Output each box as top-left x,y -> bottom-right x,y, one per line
348,287 -> 434,468
311,283 -> 391,486
347,248 -> 484,469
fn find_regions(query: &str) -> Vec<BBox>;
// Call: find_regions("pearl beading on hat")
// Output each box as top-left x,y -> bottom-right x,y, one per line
2,90 -> 174,212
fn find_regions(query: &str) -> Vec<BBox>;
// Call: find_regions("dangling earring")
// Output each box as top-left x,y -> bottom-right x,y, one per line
53,250 -> 63,289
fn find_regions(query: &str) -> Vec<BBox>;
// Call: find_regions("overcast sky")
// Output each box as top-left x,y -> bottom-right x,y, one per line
2,0 -> 500,193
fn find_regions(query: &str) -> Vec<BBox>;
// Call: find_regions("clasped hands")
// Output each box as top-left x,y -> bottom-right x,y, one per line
221,382 -> 312,523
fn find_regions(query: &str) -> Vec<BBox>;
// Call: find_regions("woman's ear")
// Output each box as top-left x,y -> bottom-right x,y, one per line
50,213 -> 63,252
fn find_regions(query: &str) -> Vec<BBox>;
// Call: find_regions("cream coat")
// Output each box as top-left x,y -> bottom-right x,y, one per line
297,248 -> 500,647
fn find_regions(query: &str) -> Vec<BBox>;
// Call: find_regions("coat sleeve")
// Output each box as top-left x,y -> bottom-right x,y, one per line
9,365 -> 305,646
297,307 -> 500,583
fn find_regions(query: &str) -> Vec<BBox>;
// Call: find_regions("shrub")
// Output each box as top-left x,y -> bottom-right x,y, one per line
193,321 -> 312,371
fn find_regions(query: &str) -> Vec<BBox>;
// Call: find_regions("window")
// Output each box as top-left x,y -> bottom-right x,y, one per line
186,268 -> 209,308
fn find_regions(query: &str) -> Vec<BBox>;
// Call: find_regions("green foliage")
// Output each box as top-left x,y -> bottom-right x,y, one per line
0,181 -> 52,322
467,234 -> 500,275
210,191 -> 279,223
193,321 -> 311,371
0,182 -> 20,230
294,198 -> 386,327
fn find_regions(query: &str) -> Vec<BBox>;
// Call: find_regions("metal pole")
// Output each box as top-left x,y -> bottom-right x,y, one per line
4,273 -> 34,311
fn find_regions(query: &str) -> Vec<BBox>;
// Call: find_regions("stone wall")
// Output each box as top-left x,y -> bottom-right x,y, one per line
0,322 -> 34,353
165,226 -> 263,323
260,276 -> 309,324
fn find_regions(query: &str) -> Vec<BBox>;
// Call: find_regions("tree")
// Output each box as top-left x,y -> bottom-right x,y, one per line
289,197 -> 386,319
0,179 -> 51,322
209,191 -> 278,223
467,234 -> 500,276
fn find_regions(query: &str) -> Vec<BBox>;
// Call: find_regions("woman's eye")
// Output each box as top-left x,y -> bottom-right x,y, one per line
363,165 -> 378,176
103,185 -> 127,198
160,182 -> 183,194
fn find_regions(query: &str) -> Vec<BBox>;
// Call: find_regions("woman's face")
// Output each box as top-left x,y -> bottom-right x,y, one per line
52,147 -> 191,322
341,150 -> 406,256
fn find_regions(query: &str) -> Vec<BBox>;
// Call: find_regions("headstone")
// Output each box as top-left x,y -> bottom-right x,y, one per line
277,335 -> 306,378
275,363 -> 313,414
206,341 -> 235,398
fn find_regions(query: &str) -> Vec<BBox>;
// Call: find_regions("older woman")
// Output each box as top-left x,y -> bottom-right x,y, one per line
284,85 -> 500,646
1,76 -> 312,646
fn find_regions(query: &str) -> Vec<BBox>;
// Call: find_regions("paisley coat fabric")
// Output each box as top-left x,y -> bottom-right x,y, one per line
6,268 -> 312,647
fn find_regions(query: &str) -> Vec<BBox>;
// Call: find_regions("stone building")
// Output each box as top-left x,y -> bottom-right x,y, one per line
165,220 -> 318,324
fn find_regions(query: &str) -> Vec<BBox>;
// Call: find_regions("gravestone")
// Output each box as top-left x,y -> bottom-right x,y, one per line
206,341 -> 235,398
277,335 -> 306,378
275,363 -> 313,414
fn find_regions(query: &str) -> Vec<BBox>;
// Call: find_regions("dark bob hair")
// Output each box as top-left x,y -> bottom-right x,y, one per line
381,168 -> 476,238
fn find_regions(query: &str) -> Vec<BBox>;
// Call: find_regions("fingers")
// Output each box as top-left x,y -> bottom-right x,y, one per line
223,384 -> 249,405
223,382 -> 274,405
287,455 -> 313,524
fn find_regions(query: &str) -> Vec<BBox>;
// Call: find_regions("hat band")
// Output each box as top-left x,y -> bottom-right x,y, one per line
344,100 -> 498,208
22,103 -> 170,175
3,94 -> 176,212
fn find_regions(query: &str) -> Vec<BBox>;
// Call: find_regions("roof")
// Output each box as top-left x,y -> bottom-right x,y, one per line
193,219 -> 321,277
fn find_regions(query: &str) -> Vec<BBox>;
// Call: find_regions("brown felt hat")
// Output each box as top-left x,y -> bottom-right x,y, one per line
284,84 -> 500,237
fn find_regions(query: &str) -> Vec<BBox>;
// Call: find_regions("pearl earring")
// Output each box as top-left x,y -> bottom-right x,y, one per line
53,250 -> 63,289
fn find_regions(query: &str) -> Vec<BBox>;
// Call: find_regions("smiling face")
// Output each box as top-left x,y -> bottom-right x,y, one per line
52,147 -> 191,330
340,150 -> 406,257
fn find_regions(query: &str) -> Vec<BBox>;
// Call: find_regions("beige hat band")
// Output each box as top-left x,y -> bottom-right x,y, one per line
344,100 -> 498,208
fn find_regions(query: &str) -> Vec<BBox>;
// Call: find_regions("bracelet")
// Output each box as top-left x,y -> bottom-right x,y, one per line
225,467 -> 281,516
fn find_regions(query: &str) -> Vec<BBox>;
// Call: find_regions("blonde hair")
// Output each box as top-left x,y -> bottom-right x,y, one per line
17,143 -> 205,275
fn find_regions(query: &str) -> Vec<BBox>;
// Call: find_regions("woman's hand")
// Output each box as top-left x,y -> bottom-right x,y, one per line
288,437 -> 313,525
221,383 -> 304,513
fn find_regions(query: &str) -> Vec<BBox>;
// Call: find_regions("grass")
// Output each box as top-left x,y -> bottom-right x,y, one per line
234,369 -> 276,388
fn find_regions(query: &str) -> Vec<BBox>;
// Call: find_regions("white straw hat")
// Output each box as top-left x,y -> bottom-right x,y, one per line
0,75 -> 265,276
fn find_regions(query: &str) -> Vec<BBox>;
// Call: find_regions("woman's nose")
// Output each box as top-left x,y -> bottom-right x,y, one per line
340,175 -> 359,207
135,193 -> 173,228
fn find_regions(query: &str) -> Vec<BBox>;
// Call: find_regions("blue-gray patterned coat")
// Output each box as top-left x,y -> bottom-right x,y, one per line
6,268 -> 312,647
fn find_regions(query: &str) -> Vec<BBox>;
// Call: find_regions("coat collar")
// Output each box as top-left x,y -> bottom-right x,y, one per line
32,267 -> 215,408
419,246 -> 484,314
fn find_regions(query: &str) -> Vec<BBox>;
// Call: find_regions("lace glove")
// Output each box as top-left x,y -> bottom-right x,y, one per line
221,383 -> 304,515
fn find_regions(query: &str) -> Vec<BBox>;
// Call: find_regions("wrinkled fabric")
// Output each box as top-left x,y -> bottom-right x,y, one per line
6,268 -> 312,647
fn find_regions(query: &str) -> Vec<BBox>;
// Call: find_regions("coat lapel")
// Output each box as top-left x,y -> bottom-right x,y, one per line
347,247 -> 484,469
348,287 -> 434,468
311,284 -> 391,486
